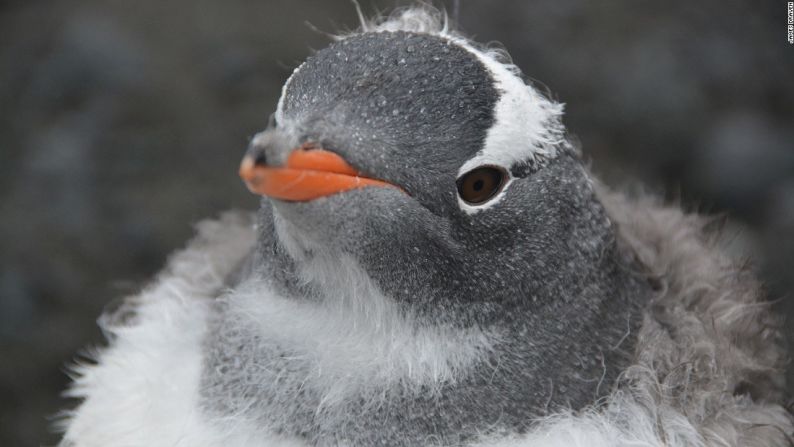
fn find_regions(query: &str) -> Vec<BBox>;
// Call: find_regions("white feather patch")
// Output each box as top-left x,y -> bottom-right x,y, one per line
260,212 -> 495,405
57,212 -> 302,447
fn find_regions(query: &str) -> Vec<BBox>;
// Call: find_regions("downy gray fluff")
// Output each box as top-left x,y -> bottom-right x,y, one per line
58,6 -> 793,447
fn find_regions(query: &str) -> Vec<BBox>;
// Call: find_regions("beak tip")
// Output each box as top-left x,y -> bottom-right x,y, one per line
239,156 -> 257,181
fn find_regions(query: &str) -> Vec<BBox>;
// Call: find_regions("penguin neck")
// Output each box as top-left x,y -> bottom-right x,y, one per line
252,201 -> 649,395
249,215 -> 498,389
199,200 -> 653,442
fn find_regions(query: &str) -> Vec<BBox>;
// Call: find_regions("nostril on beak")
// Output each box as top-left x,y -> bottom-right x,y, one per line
253,151 -> 267,166
240,142 -> 269,184
244,141 -> 268,167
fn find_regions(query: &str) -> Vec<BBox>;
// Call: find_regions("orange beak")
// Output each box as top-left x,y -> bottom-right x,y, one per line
239,147 -> 398,201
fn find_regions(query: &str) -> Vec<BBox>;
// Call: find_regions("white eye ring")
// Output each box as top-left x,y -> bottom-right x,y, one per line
456,165 -> 514,215
456,165 -> 509,205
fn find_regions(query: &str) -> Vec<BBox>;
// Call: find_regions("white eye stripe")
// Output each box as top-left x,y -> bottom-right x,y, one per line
452,39 -> 566,177
445,37 -> 565,215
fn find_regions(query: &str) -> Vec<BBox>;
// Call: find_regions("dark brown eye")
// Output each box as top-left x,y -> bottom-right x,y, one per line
456,166 -> 507,205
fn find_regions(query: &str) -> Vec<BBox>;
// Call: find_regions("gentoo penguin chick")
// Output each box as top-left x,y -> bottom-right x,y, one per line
60,7 -> 792,447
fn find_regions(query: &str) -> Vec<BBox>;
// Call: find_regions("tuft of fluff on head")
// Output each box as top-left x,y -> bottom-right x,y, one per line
355,3 -> 451,35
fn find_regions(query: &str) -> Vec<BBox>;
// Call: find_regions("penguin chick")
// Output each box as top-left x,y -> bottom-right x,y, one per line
59,7 -> 793,447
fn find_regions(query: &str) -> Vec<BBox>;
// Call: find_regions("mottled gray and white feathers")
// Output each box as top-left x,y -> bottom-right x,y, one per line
58,6 -> 792,447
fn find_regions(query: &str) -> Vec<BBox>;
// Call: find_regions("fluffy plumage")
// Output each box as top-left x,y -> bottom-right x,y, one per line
59,191 -> 793,446
58,6 -> 792,447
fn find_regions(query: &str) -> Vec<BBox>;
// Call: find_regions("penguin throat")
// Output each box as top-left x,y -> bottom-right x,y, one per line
231,213 -> 500,393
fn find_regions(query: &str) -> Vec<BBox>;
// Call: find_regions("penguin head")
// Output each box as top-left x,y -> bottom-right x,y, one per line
240,11 -> 638,328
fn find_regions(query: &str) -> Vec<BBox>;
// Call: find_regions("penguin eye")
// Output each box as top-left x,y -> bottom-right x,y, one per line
456,166 -> 507,205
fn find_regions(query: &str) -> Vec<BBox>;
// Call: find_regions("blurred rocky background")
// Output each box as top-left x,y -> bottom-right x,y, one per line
0,0 -> 791,445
